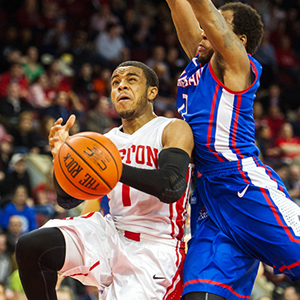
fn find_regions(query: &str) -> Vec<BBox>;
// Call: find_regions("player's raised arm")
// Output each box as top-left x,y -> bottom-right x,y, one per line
165,0 -> 202,60
186,0 -> 251,76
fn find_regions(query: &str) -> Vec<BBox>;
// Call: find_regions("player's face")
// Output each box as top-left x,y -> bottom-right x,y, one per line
110,66 -> 149,119
197,9 -> 234,65
197,30 -> 214,65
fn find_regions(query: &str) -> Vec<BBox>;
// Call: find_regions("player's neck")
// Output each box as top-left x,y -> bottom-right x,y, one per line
122,112 -> 157,135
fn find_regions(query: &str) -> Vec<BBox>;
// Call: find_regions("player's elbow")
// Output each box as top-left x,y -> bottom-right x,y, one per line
159,177 -> 187,204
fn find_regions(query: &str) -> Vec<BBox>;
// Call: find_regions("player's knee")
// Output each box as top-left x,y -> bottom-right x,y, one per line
183,292 -> 227,300
16,227 -> 65,270
16,230 -> 38,268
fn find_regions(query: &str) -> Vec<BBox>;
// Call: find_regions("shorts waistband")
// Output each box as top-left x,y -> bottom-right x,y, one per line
198,156 -> 260,177
119,229 -> 185,249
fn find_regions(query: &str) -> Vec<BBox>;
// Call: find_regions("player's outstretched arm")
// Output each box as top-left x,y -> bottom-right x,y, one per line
165,0 -> 202,60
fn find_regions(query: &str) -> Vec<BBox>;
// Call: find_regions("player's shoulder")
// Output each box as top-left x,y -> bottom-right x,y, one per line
163,118 -> 192,134
104,126 -> 121,138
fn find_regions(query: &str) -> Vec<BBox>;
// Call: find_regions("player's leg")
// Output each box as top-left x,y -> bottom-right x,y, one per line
183,292 -> 227,300
182,216 -> 259,300
16,227 -> 66,300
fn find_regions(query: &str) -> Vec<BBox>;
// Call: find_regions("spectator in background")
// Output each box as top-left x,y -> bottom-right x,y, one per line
16,0 -> 40,30
0,233 -> 11,287
22,46 -> 45,83
92,67 -> 112,99
0,282 -> 6,300
0,63 -> 29,99
10,111 -> 40,154
287,164 -> 300,205
265,105 -> 286,139
0,48 -> 23,74
68,31 -> 93,73
121,8 -> 138,48
146,45 -> 170,82
275,35 -> 300,85
56,285 -> 74,300
0,185 -> 37,234
5,215 -> 23,257
28,73 -> 51,109
45,60 -> 71,102
253,101 -> 268,132
94,22 -> 127,70
275,122 -> 300,164
0,134 -> 14,201
43,17 -> 71,56
32,166 -> 66,226
253,30 -> 278,89
1,153 -> 32,200
291,107 -> 300,138
43,90 -> 84,126
89,3 -> 120,36
259,84 -> 285,115
255,124 -> 280,166
35,115 -> 55,156
85,96 -> 113,133
284,286 -> 300,300
0,83 -> 33,130
131,15 -> 153,62
18,27 -> 35,55
72,63 -> 95,109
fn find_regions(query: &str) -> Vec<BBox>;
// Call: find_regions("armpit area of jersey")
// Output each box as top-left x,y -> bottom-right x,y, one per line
120,147 -> 190,203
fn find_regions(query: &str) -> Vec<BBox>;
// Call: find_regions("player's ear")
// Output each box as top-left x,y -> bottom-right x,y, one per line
148,86 -> 158,101
238,34 -> 247,47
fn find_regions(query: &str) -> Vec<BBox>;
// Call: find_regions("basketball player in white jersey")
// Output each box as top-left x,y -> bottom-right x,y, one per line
16,61 -> 194,300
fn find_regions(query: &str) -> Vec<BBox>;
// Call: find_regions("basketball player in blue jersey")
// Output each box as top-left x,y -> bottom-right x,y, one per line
165,0 -> 300,300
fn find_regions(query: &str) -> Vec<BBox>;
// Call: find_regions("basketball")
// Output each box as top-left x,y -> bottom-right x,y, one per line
53,132 -> 123,200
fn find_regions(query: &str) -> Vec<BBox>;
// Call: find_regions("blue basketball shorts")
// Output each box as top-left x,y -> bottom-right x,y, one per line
183,156 -> 300,300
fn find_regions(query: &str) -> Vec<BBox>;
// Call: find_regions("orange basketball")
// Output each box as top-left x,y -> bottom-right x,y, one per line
53,132 -> 123,200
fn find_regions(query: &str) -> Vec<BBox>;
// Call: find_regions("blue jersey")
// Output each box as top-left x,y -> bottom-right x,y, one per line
176,54 -> 262,171
178,55 -> 300,300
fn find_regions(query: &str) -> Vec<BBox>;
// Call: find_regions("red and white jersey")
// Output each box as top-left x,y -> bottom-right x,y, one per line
105,116 -> 192,241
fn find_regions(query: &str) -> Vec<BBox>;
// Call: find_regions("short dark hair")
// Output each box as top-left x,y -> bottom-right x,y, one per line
117,61 -> 159,89
219,2 -> 264,55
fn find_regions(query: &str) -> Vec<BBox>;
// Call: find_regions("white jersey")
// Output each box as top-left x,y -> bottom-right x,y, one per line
105,116 -> 192,241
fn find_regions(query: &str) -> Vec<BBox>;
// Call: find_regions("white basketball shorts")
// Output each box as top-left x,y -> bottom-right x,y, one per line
42,212 -> 185,300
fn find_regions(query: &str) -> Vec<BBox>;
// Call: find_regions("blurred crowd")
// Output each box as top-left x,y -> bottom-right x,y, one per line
0,0 -> 300,299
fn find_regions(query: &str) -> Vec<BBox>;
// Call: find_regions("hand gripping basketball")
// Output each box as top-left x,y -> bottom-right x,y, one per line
53,131 -> 123,200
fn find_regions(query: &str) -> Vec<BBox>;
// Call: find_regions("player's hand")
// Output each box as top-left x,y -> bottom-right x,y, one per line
49,114 -> 76,158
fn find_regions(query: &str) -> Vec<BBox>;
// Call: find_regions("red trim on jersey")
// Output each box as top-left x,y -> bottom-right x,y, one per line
80,212 -> 96,219
208,58 -> 258,95
124,231 -> 140,241
163,242 -> 185,300
122,184 -> 131,206
207,85 -> 224,162
183,279 -> 250,299
260,187 -> 300,243
237,160 -> 250,184
232,94 -> 244,159
279,260 -> 300,272
68,261 -> 100,277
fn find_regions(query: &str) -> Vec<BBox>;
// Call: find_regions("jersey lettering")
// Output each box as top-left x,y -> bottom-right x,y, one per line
119,145 -> 158,168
